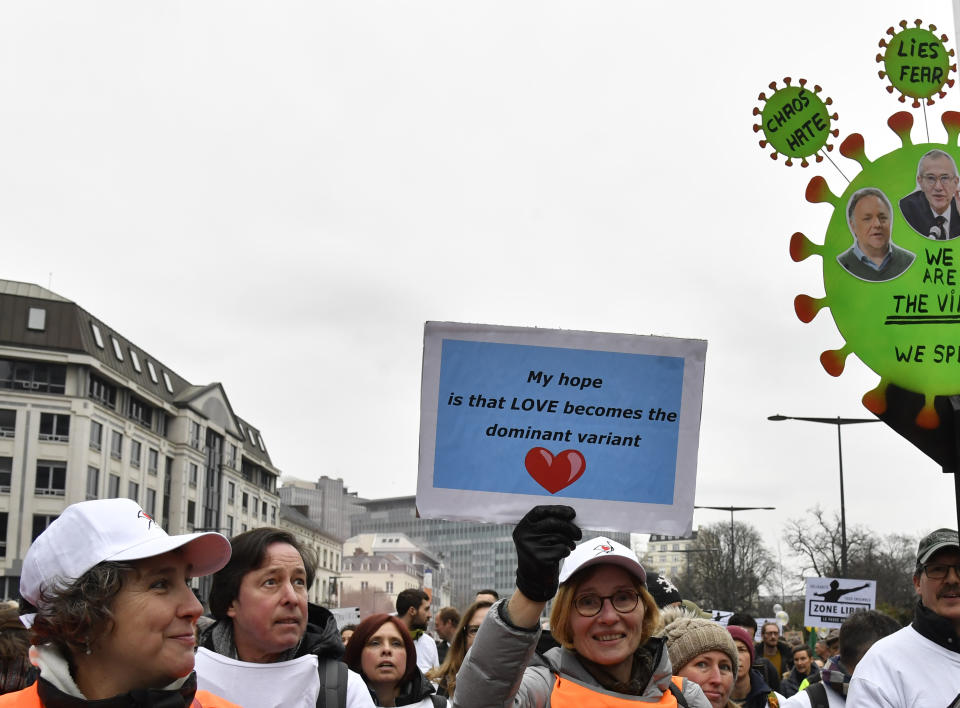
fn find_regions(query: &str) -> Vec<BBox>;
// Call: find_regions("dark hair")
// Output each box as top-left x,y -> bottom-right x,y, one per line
29,561 -> 133,658
426,600 -> 491,699
342,614 -> 417,688
436,607 -> 460,626
792,645 -> 811,659
208,527 -> 316,620
395,588 -> 429,616
475,588 -> 499,600
726,613 -> 757,635
839,610 -> 900,670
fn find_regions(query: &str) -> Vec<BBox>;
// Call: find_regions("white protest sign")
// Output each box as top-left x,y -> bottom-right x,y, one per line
417,322 -> 707,535
194,648 -> 321,708
804,577 -> 876,627
329,606 -> 361,628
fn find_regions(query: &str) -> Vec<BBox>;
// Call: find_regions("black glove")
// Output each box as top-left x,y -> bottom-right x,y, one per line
513,505 -> 582,602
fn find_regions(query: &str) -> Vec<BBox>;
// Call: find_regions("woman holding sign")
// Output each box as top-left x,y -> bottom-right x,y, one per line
452,505 -> 710,708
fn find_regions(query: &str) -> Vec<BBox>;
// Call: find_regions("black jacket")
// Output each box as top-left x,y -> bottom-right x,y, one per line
780,662 -> 820,697
738,669 -> 775,708
34,673 -> 209,708
369,667 -> 438,707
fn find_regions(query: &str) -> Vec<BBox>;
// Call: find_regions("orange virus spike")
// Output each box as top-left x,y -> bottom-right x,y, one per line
789,232 -> 818,262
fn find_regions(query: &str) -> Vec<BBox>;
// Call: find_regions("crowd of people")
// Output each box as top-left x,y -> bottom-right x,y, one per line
0,499 -> 955,707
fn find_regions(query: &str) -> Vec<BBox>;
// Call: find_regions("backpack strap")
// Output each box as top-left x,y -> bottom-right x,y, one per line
806,682 -> 829,708
668,676 -> 690,708
317,659 -> 349,708
430,694 -> 447,707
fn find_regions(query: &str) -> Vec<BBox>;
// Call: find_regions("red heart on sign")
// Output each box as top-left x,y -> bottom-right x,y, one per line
524,447 -> 586,494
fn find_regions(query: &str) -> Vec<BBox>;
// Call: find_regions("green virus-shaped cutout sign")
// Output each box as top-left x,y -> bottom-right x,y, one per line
790,111 -> 960,429
877,19 -> 956,107
754,77 -> 839,167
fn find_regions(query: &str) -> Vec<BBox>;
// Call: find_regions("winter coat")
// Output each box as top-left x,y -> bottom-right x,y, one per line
0,673 -> 238,708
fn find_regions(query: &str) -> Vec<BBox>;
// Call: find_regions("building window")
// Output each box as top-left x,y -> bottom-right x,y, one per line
27,308 -> 46,331
360,581 -> 368,591
90,323 -> 104,349
130,440 -> 141,468
38,413 -> 69,442
162,372 -> 174,394
0,359 -> 66,394
227,481 -> 235,504
145,488 -> 156,516
252,497 -> 259,517
127,396 -> 153,428
147,448 -> 159,475
108,474 -> 120,498
226,444 -> 237,469
242,523 -> 247,533
90,420 -> 103,450
86,466 -> 99,500
0,512 -> 7,557
385,581 -> 393,594
270,505 -> 276,524
261,501 -> 267,520
127,481 -> 139,503
146,361 -> 158,384
110,430 -> 123,460
242,492 -> 248,513
35,460 -> 66,496
323,549 -> 328,568
88,375 -> 117,409
189,463 -> 198,487
0,457 -> 11,493
129,349 -> 142,373
0,410 -> 13,438
31,514 -> 58,541
189,422 -> 202,450
187,501 -> 195,531
226,515 -> 234,537
110,337 -> 124,362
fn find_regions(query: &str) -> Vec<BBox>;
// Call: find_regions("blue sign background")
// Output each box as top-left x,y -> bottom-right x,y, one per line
433,338 -> 685,503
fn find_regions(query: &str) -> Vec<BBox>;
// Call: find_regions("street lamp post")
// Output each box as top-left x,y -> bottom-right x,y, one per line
767,414 -> 880,577
694,505 -> 775,606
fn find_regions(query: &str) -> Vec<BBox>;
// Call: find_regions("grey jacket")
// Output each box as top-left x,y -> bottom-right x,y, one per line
452,600 -> 710,708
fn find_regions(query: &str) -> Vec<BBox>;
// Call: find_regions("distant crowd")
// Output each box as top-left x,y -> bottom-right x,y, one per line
0,499 -> 955,707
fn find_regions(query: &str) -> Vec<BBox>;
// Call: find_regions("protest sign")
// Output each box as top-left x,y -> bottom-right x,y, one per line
417,322 -> 707,535
804,577 -> 876,626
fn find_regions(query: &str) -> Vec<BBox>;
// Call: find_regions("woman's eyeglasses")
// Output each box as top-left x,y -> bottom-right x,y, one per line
573,590 -> 641,617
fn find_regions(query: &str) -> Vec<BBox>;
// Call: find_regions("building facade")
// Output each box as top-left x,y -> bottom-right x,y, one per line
279,505 -> 343,607
643,531 -> 700,578
350,496 -> 631,608
279,475 -> 365,541
0,279 -> 282,600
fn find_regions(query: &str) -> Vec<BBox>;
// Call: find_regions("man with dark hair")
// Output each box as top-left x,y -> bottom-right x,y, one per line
396,588 -> 438,673
756,621 -> 795,678
727,613 -> 783,691
847,529 -> 960,706
783,610 -> 899,707
434,606 -> 460,664
780,645 -> 820,697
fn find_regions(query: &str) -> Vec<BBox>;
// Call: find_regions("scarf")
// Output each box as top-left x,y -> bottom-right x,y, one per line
576,642 -> 656,695
912,600 -> 960,653
207,620 -> 302,662
818,656 -> 851,697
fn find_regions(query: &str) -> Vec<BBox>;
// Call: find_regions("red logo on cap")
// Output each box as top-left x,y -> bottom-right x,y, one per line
138,510 -> 156,530
593,543 -> 614,555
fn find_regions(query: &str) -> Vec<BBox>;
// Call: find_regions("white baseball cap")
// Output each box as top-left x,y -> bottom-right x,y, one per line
21,498 -> 231,609
558,536 -> 646,585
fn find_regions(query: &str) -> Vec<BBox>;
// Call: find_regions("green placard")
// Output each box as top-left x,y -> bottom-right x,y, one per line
754,78 -> 838,167
878,20 -> 955,106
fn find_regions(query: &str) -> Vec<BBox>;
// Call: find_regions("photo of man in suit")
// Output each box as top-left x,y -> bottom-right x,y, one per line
899,149 -> 960,240
837,187 -> 915,282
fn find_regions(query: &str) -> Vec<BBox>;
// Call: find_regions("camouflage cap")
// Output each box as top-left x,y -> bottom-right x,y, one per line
917,528 -> 960,566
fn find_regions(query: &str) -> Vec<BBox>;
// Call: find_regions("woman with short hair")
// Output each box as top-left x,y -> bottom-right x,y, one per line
343,615 -> 445,707
452,505 -> 710,707
0,498 -> 236,707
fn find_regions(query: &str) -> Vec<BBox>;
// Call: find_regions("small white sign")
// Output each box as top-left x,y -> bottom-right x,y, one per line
803,577 -> 876,626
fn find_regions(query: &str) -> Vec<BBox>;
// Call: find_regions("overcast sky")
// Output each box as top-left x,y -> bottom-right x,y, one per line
3,1 -> 959,585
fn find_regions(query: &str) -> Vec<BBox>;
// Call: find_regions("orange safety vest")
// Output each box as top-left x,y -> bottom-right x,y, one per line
550,673 -> 684,707
0,682 -> 242,708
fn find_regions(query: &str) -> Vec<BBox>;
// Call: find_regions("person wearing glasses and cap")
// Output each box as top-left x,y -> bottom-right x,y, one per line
452,505 -> 710,707
0,498 -> 238,708
847,528 -> 960,707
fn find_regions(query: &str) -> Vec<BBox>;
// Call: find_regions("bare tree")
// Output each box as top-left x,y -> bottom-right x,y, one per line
676,521 -> 776,613
783,507 -> 916,621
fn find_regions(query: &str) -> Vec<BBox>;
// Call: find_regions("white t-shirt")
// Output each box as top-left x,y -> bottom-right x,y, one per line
195,647 -> 374,708
847,625 -> 960,707
414,631 -> 440,673
781,683 -> 845,708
